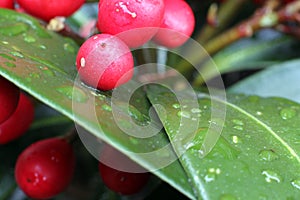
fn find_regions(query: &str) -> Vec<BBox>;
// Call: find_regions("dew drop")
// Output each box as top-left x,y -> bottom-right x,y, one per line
29,72 -> 40,79
23,35 -> 36,43
204,173 -> 216,183
129,137 -> 139,145
291,179 -> 300,190
63,43 -> 75,53
172,103 -> 180,109
259,149 -> 279,161
280,108 -> 297,120
38,44 -> 47,50
101,104 -> 112,112
10,51 -> 24,58
262,170 -> 282,183
177,111 -> 191,118
191,108 -> 201,113
39,66 -> 55,77
80,57 -> 86,67
56,86 -> 88,103
233,125 -> 244,131
232,119 -> 244,126
256,111 -> 263,116
232,135 -> 239,144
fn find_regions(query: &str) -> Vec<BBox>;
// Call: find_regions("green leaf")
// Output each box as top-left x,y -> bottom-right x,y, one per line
193,31 -> 300,85
228,59 -> 300,103
0,9 -> 195,199
147,85 -> 300,199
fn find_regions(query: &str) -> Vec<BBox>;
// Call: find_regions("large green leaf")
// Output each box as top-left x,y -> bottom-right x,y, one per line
193,31 -> 300,85
0,9 -> 195,199
228,59 -> 300,103
147,85 -> 300,199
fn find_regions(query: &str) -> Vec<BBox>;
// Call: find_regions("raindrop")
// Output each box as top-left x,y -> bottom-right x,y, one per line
259,149 -> 279,161
256,111 -> 263,116
261,170 -> 282,183
172,103 -> 181,109
231,135 -> 240,144
56,86 -> 88,103
191,108 -> 201,113
232,119 -> 244,126
101,104 -> 112,112
39,66 -> 55,77
129,137 -> 139,145
204,173 -> 216,183
29,72 -> 41,79
177,111 -> 191,118
10,51 -> 24,58
38,44 -> 47,50
128,106 -> 145,122
23,34 -> 36,43
63,43 -> 75,53
280,108 -> 296,120
291,179 -> 300,190
233,125 -> 244,131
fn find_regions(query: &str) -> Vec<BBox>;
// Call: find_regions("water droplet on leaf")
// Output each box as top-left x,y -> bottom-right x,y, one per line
177,111 -> 191,118
172,103 -> 180,109
101,104 -> 112,112
259,149 -> 279,161
280,108 -> 296,120
219,194 -> 237,200
262,170 -> 282,183
56,86 -> 88,103
291,179 -> 300,190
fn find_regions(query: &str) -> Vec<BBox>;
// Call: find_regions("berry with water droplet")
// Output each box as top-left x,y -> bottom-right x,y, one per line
76,34 -> 134,91
15,138 -> 75,199
98,145 -> 150,195
0,93 -> 34,144
0,77 -> 20,124
97,0 -> 165,47
16,0 -> 84,21
153,0 -> 195,48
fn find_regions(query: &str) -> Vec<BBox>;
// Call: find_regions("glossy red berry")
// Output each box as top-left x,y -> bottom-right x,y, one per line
0,77 -> 20,124
76,34 -> 134,91
153,0 -> 195,48
0,93 -> 34,144
0,0 -> 14,9
15,138 -> 75,199
16,0 -> 85,21
98,145 -> 150,195
97,0 -> 165,47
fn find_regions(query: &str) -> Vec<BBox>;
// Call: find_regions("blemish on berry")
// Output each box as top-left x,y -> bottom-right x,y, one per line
101,43 -> 107,48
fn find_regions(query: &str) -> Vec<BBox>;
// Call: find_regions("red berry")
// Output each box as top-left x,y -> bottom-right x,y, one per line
97,0 -> 165,47
153,0 -> 195,48
98,145 -> 150,195
0,93 -> 34,144
0,77 -> 20,124
15,138 -> 75,199
16,0 -> 85,21
0,0 -> 14,9
76,34 -> 134,91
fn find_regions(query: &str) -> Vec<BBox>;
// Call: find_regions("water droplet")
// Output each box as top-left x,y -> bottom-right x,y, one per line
219,194 -> 237,200
102,104 -> 112,112
128,105 -> 145,122
116,1 -> 137,18
23,34 -> 36,43
259,149 -> 279,161
38,44 -> 47,50
204,173 -> 216,183
1,41 -> 9,45
256,111 -> 263,116
39,66 -> 55,77
291,179 -> 300,190
80,57 -> 86,67
177,111 -> 191,118
129,137 -> 139,145
232,119 -> 244,126
10,51 -> 24,58
262,170 -> 282,183
172,103 -> 180,109
5,62 -> 16,68
280,108 -> 297,120
232,135 -> 239,144
233,125 -> 243,131
29,72 -> 40,79
56,86 -> 88,103
63,43 -> 75,53
191,108 -> 201,113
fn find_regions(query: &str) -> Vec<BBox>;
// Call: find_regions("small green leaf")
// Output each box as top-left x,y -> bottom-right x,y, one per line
147,85 -> 300,199
228,59 -> 300,103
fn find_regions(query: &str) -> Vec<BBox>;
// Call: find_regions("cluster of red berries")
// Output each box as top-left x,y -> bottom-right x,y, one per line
76,0 -> 196,91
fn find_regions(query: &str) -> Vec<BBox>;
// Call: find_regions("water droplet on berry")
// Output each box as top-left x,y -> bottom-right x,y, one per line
259,149 -> 279,161
261,170 -> 282,183
56,86 -> 88,103
80,57 -> 86,67
280,107 -> 297,120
